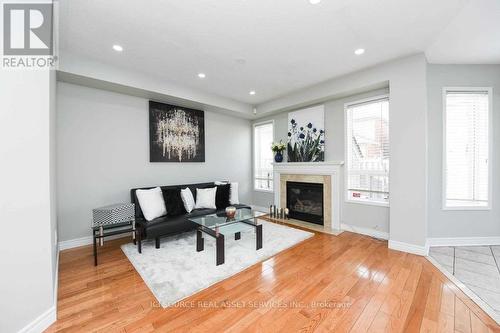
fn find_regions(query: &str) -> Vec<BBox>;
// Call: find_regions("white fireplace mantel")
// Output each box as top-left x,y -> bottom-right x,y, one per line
273,161 -> 344,231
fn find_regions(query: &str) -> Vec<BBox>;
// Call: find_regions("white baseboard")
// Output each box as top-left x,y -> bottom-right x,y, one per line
388,240 -> 429,256
59,233 -> 130,251
427,237 -> 500,247
341,223 -> 389,240
53,245 -> 59,317
59,208 -> 272,251
18,244 -> 60,332
17,305 -> 56,333
61,206 -> 269,251
58,235 -> 93,250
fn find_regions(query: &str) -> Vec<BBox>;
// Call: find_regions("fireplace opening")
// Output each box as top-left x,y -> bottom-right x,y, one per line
286,181 -> 324,225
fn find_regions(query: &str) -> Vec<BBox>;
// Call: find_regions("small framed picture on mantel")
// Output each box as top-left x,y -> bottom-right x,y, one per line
149,101 -> 205,162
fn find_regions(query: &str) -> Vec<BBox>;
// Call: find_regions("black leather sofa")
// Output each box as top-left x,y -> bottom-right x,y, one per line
131,181 -> 250,253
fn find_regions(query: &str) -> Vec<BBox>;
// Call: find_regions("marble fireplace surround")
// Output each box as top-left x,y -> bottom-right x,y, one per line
273,162 -> 344,231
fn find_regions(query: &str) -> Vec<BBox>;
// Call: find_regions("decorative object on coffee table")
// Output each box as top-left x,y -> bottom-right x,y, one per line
225,206 -> 237,219
271,140 -> 286,163
92,203 -> 136,266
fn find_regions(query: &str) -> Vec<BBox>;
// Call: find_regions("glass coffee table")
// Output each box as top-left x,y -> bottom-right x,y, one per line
188,208 -> 266,265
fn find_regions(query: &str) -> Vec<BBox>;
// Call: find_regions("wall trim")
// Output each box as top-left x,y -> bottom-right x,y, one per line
388,239 -> 429,256
59,233 -> 129,251
341,223 -> 389,240
53,246 -> 59,317
17,246 -> 60,332
59,208 -> 276,251
59,235 -> 93,250
427,237 -> 500,247
17,305 -> 56,333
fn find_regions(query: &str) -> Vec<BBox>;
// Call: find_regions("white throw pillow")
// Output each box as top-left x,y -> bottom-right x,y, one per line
136,187 -> 167,221
181,187 -> 195,213
214,181 -> 228,185
229,182 -> 239,205
195,187 -> 217,209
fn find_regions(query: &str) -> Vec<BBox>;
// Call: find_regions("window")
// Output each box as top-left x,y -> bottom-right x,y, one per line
444,88 -> 491,209
346,96 -> 389,205
254,121 -> 274,191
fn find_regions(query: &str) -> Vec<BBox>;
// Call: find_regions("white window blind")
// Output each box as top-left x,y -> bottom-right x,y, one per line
254,122 -> 274,191
346,97 -> 389,205
444,90 -> 490,208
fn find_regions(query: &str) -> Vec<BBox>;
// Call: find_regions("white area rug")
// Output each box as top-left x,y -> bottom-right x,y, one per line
121,221 -> 313,307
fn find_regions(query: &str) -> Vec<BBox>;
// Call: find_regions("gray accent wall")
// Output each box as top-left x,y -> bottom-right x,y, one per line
252,89 -> 390,234
57,82 -> 252,242
427,64 -> 500,238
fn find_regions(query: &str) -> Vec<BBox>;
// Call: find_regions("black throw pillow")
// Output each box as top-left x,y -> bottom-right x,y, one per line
162,188 -> 187,216
215,184 -> 231,209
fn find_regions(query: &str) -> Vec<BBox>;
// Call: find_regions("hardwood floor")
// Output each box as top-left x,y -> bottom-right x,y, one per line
46,224 -> 500,332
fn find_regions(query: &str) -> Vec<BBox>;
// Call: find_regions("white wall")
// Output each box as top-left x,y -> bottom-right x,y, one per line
57,82 -> 252,242
0,69 -> 57,332
50,70 -> 58,286
256,54 -> 429,252
252,89 -> 390,234
387,55 -> 428,251
427,64 -> 500,238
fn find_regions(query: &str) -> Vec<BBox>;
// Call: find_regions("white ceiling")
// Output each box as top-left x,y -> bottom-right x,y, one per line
426,0 -> 500,64
59,0 -> 500,105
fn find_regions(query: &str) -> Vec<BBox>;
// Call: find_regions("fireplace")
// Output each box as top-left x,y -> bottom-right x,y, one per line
274,163 -> 343,230
286,181 -> 324,225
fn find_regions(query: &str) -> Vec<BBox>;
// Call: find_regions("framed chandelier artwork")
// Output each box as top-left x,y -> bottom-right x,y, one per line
149,101 -> 205,162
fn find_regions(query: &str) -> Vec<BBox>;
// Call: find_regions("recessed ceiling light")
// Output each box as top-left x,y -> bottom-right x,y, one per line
112,44 -> 123,52
249,91 -> 256,95
309,0 -> 321,4
198,73 -> 206,79
354,48 -> 365,55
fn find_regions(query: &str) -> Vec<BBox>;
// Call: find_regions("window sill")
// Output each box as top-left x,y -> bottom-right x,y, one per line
254,188 -> 274,194
345,199 -> 389,208
442,206 -> 491,211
